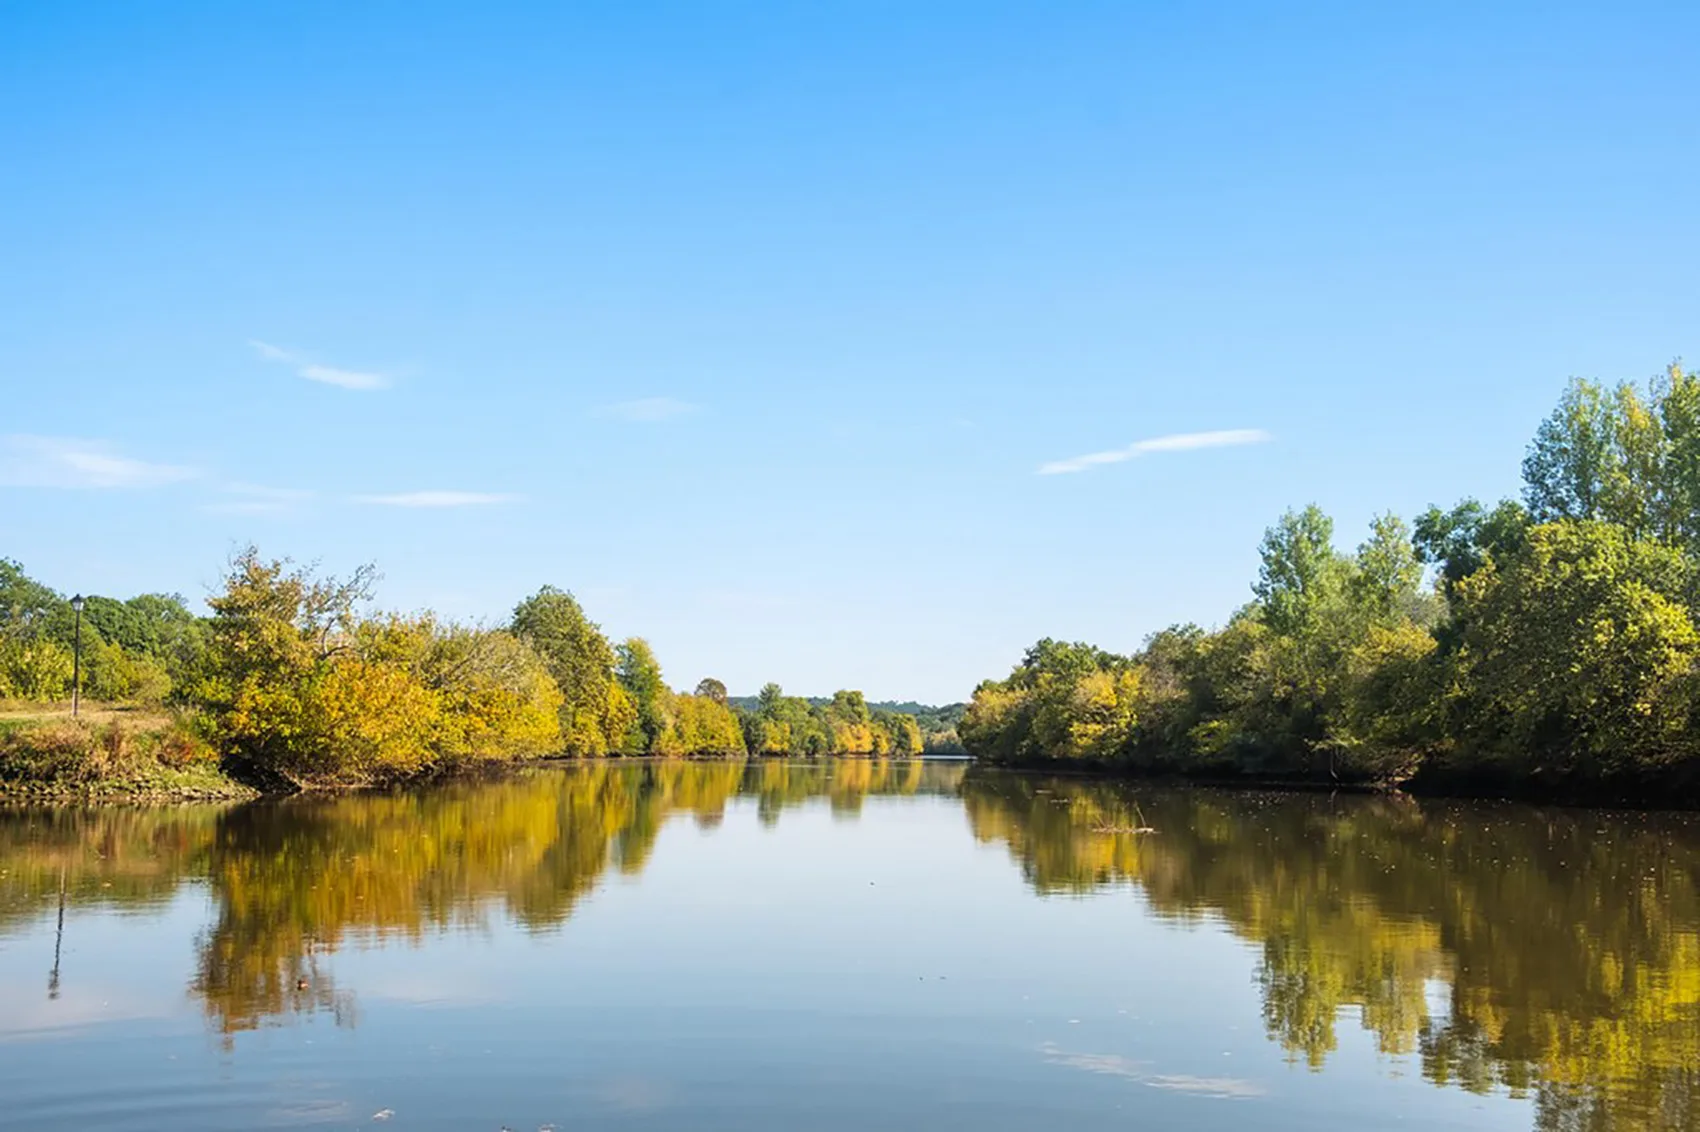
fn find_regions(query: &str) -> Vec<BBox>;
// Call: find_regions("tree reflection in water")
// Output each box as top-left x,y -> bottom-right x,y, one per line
3,761 -> 1698,1129
964,772 -> 1700,1132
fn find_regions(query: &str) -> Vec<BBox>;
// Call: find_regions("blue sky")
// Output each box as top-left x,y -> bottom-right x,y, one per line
3,1 -> 1697,702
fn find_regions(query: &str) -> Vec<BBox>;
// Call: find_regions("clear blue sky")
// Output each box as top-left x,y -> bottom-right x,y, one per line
3,1 -> 1696,703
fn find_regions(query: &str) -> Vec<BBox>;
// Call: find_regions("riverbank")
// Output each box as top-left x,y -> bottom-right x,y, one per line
0,709 -> 256,802
6,725 -> 1693,808
967,756 -> 1700,809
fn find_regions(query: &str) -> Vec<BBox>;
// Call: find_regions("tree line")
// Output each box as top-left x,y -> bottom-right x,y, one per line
2,551 -> 932,788
962,362 -> 1700,800
728,695 -> 966,754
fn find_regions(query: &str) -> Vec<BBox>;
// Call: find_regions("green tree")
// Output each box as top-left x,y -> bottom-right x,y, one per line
1352,513 -> 1425,625
0,558 -> 64,640
1254,505 -> 1348,638
742,682 -> 835,757
876,710 -> 924,755
1523,377 -> 1620,526
511,586 -> 624,756
0,637 -> 71,700
1449,520 -> 1700,781
960,639 -> 1140,765
1413,498 -> 1532,599
824,689 -> 876,753
615,637 -> 672,754
1522,364 -> 1700,550
80,592 -> 208,687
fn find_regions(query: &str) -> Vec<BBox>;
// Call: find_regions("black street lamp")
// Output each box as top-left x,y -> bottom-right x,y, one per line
69,594 -> 84,718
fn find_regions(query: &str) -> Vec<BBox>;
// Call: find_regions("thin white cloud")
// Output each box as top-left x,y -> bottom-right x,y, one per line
248,339 -> 294,362
1038,429 -> 1272,475
298,363 -> 390,391
0,435 -> 197,489
201,482 -> 314,515
354,491 -> 516,508
249,339 -> 393,391
597,396 -> 697,422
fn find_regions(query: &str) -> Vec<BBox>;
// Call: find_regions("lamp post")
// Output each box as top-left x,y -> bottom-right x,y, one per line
69,594 -> 84,718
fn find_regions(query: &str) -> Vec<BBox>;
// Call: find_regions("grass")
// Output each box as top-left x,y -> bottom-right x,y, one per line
0,700 -> 173,728
0,703 -> 254,802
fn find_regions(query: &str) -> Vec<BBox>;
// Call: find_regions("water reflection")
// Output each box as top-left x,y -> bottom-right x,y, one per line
964,773 -> 1700,1132
0,760 -> 965,1040
2,761 -> 1698,1130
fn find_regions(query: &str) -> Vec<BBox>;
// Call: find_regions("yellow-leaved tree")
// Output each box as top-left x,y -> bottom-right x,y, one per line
195,550 -> 560,787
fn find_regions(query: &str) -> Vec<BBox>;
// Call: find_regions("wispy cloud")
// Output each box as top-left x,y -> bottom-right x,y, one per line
1038,429 -> 1272,475
201,482 -> 314,516
354,491 -> 516,508
249,340 -> 392,391
298,363 -> 389,391
0,436 -> 196,489
597,396 -> 697,422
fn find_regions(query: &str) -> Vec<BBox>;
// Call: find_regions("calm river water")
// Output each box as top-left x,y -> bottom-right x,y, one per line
1,760 -> 1696,1131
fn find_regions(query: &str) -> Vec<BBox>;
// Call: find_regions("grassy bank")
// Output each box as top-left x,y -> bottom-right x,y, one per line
0,706 -> 255,801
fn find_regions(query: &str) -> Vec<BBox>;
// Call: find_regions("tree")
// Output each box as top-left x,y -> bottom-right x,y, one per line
1352,513 -> 1424,625
615,637 -> 672,754
414,624 -> 562,761
824,689 -> 875,754
0,558 -> 63,641
1255,506 -> 1348,638
960,639 -> 1140,765
1522,364 -> 1700,551
876,711 -> 924,755
1523,377 -> 1619,527
694,677 -> 728,705
195,550 -> 560,786
195,551 -> 434,785
511,586 -> 623,756
81,592 -> 207,681
1449,520 -> 1700,780
0,637 -> 71,700
742,682 -> 837,757
1333,621 -> 1441,780
673,693 -> 745,753
1413,498 -> 1531,599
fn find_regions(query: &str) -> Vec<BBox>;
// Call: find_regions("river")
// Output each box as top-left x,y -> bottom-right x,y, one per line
1,759 -> 1696,1130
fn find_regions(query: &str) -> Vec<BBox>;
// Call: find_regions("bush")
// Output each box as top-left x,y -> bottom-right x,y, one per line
0,715 -> 223,786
